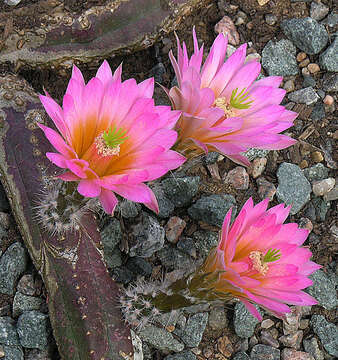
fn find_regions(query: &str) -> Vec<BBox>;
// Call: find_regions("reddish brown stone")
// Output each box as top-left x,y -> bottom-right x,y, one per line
214,16 -> 240,45
165,216 -> 186,244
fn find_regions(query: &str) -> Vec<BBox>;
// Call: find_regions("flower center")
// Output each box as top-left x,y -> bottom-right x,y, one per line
95,126 -> 128,157
214,88 -> 253,118
249,248 -> 281,276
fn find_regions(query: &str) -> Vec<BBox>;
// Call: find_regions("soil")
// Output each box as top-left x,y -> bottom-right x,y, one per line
0,0 -> 337,359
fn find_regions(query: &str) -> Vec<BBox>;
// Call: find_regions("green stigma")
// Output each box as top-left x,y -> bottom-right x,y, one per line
102,126 -> 128,148
230,88 -> 254,110
263,248 -> 281,263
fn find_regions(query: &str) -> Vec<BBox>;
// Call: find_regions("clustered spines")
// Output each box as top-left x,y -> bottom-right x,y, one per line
33,180 -> 99,236
119,278 -> 166,330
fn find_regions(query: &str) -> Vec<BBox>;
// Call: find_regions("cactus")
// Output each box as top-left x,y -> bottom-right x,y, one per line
0,0 -> 212,69
120,266 -> 234,329
0,74 -> 133,360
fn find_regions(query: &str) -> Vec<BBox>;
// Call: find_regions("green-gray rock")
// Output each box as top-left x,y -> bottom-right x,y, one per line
139,325 -> 184,352
2,345 -> 24,360
17,311 -> 51,350
281,17 -> 328,55
13,293 -> 43,318
311,315 -> 338,357
188,194 -> 236,227
276,163 -> 311,215
0,317 -> 20,346
307,270 -> 338,310
0,243 -> 28,295
234,302 -> 262,338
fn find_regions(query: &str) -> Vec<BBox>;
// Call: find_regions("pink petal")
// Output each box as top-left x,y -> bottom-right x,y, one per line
240,299 -> 263,321
138,78 -> 154,98
39,95 -> 67,137
96,60 -> 113,87
99,188 -> 118,215
71,64 -> 85,86
58,172 -> 80,181
46,152 -> 68,168
77,180 -> 101,198
38,123 -> 75,159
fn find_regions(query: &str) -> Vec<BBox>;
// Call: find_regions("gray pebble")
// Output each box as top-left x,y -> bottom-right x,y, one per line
251,344 -> 280,360
101,218 -> 122,251
311,315 -> 338,357
130,213 -> 165,258
319,36 -> 338,72
157,246 -> 193,270
281,17 -> 328,55
164,350 -> 196,360
262,39 -> 298,76
162,177 -> 200,208
303,337 -> 324,360
303,75 -> 316,88
208,306 -> 228,330
322,73 -> 338,93
138,325 -> 184,352
188,194 -> 236,227
234,302 -> 262,338
233,352 -> 250,360
288,87 -> 319,105
303,163 -> 329,182
151,183 -> 174,218
193,231 -> 218,259
310,102 -> 325,122
276,163 -> 311,214
17,311 -> 50,350
0,243 -> 28,295
2,345 -> 24,360
126,257 -> 152,277
0,317 -> 20,346
310,1 -> 329,21
307,269 -> 338,310
178,312 -> 208,347
12,293 -> 43,318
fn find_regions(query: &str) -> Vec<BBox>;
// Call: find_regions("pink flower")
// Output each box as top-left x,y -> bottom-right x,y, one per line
39,61 -> 185,214
167,29 -> 297,165
202,198 -> 320,320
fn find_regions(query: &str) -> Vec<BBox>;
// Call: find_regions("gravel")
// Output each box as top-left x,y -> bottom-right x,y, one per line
12,293 -> 43,318
177,312 -> 209,347
281,17 -> 328,55
188,194 -> 237,227
2,345 -> 24,360
130,212 -> 165,257
139,325 -> 184,353
288,87 -> 319,105
311,315 -> 338,357
234,302 -> 262,338
251,344 -> 280,360
162,177 -> 200,208
319,36 -> 338,72
303,163 -> 329,182
307,269 -> 338,310
0,317 -> 20,346
0,243 -> 27,295
164,351 -> 196,360
310,1 -> 329,21
262,39 -> 298,76
322,73 -> 338,92
17,311 -> 51,350
276,163 -> 312,215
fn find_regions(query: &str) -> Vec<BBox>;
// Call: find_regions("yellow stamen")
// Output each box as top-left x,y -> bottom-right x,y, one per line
214,97 -> 237,118
249,251 -> 269,276
95,133 -> 120,157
